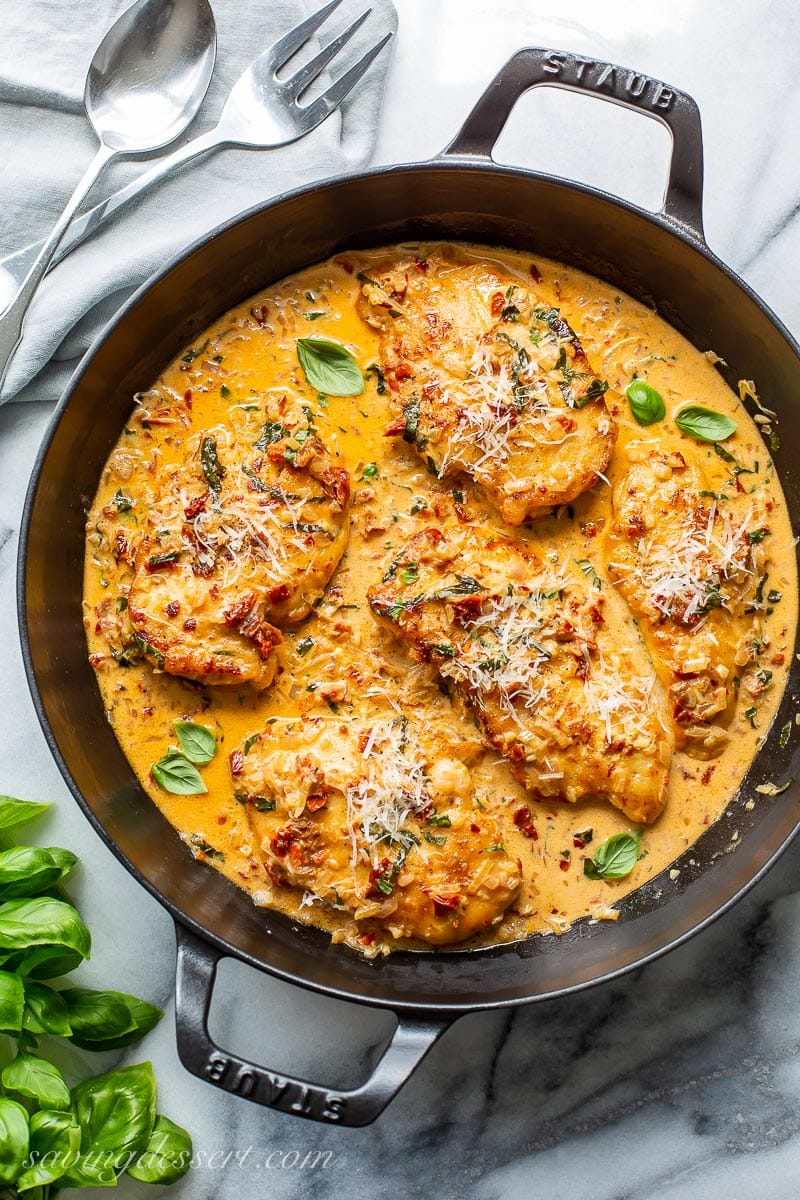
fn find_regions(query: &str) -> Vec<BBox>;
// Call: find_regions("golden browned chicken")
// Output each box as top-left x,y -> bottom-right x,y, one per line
229,713 -> 522,946
607,450 -> 771,757
367,525 -> 674,824
355,247 -> 617,524
124,403 -> 351,688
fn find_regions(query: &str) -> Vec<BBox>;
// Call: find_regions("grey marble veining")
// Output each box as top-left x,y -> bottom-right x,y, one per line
2,1 -> 800,1197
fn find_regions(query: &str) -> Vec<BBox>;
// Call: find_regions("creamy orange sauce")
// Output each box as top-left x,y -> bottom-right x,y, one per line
83,242 -> 797,954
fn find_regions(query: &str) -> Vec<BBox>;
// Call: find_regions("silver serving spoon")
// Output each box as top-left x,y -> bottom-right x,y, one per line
0,0 -> 216,390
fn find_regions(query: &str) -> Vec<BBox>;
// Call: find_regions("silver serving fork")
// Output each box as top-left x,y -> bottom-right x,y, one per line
0,0 -> 392,310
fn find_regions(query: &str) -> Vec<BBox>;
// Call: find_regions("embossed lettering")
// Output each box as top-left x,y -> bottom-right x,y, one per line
232,1069 -> 256,1097
265,1073 -> 290,1104
206,1055 -> 229,1083
573,57 -> 591,81
544,52 -> 566,75
290,1084 -> 313,1115
596,64 -> 617,91
322,1095 -> 346,1122
653,85 -> 675,111
625,71 -> 647,98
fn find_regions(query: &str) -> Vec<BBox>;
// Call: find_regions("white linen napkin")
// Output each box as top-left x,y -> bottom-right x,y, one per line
0,0 -> 397,404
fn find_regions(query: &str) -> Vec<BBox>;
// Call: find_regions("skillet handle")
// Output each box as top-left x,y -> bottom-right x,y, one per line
173,923 -> 453,1126
441,47 -> 705,243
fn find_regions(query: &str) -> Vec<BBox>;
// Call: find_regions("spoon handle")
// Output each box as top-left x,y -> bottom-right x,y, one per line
0,143 -> 116,388
49,128 -> 224,271
0,128 -> 228,323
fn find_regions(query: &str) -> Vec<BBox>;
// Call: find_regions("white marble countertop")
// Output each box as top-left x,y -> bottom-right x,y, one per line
3,1 -> 800,1196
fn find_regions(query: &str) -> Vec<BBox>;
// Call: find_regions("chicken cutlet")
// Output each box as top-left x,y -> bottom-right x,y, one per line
367,526 -> 674,824
607,450 -> 771,757
229,714 -> 522,946
355,247 -> 617,524
123,404 -> 351,688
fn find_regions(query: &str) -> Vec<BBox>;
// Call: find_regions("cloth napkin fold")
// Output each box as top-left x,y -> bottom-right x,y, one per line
0,0 -> 397,404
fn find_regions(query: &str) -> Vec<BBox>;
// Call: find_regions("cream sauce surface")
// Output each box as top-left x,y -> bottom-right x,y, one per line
83,242 -> 797,955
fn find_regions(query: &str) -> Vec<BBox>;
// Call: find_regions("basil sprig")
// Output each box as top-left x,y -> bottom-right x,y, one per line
583,830 -> 642,880
172,720 -> 217,765
151,748 -> 207,795
626,380 -> 665,426
675,405 -> 737,442
152,721 -> 218,793
0,794 -> 191,1193
297,337 -> 364,396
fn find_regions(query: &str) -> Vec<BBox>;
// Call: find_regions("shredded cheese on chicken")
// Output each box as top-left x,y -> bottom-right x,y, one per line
345,718 -> 430,868
616,503 -> 758,625
438,344 -> 574,478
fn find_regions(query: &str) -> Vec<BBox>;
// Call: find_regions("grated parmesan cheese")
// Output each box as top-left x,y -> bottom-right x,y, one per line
618,503 -> 757,625
345,717 -> 430,872
438,342 -> 574,479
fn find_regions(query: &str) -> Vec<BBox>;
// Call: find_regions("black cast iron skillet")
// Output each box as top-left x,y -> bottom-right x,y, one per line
18,48 -> 800,1125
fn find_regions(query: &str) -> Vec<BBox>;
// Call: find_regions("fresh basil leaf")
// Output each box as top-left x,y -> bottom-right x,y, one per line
583,830 -> 642,880
0,797 -> 50,831
0,896 -> 90,974
0,1097 -> 29,1185
172,720 -> 217,765
127,1114 -> 192,1184
46,847 -> 79,874
151,748 -> 207,795
297,337 -> 364,396
61,1151 -> 117,1188
61,989 -> 137,1044
0,846 -> 77,900
22,982 -> 72,1036
0,970 -> 23,1034
15,1108 -> 81,1191
675,405 -> 738,443
13,943 -> 86,980
63,988 -> 162,1051
2,1053 -> 71,1112
626,380 -> 665,426
70,1062 -> 156,1172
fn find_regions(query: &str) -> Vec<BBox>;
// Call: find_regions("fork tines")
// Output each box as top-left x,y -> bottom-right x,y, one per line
270,0 -> 392,117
